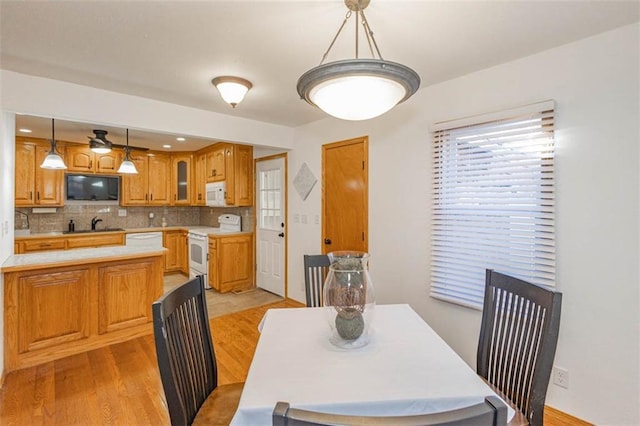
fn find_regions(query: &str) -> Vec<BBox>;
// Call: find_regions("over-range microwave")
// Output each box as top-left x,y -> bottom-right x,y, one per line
205,181 -> 227,207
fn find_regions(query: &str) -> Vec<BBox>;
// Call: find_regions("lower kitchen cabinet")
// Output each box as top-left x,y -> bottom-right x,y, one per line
3,254 -> 164,372
15,233 -> 125,254
208,233 -> 253,293
163,229 -> 188,274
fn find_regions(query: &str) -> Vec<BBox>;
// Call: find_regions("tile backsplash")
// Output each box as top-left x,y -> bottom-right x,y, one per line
15,205 -> 254,234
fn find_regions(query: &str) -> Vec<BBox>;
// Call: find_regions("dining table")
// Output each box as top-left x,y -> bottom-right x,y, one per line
230,304 -> 515,425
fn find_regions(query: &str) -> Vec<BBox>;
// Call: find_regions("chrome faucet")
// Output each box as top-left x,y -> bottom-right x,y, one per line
91,216 -> 103,231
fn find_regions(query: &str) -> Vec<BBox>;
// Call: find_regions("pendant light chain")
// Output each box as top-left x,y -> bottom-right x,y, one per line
319,7 -> 384,66
320,10 -> 352,65
359,10 -> 383,60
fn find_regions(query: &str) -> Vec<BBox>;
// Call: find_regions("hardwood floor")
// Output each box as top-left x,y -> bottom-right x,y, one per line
0,298 -> 590,425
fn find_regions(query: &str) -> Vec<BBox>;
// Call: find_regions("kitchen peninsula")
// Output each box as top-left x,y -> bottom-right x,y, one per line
2,245 -> 165,372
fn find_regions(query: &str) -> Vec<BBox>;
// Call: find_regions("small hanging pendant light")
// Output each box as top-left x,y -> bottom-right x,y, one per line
40,118 -> 67,169
117,129 -> 138,174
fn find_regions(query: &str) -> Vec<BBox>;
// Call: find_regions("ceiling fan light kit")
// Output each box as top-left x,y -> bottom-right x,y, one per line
297,0 -> 420,121
212,76 -> 253,108
40,118 -> 67,170
89,129 -> 113,154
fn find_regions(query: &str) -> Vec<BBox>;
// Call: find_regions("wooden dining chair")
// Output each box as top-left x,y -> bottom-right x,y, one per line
272,396 -> 508,426
477,269 -> 562,426
152,275 -> 244,426
303,254 -> 330,307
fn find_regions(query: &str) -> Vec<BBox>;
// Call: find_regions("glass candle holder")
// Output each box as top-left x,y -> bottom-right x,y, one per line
323,251 -> 375,349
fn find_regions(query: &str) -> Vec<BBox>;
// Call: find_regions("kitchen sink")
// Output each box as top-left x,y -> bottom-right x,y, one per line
63,228 -> 125,234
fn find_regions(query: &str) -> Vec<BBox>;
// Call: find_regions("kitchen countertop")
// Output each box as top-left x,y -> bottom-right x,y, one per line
2,245 -> 167,273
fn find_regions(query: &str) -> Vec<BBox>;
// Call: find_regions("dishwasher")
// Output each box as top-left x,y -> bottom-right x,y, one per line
125,232 -> 163,248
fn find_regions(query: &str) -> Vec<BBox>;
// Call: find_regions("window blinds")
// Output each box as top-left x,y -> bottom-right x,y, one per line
431,101 -> 555,309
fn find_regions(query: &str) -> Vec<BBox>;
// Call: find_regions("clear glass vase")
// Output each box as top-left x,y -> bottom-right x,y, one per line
323,251 -> 375,349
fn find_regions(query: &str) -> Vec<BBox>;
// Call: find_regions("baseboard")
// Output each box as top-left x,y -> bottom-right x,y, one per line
546,405 -> 593,425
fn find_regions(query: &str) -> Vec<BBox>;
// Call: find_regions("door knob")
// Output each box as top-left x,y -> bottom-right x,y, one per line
324,238 -> 332,245
278,232 -> 285,238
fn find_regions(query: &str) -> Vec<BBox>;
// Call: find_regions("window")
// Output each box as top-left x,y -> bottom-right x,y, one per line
431,101 -> 555,309
259,168 -> 282,230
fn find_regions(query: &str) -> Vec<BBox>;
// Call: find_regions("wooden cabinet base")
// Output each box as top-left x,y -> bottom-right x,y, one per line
3,255 -> 163,372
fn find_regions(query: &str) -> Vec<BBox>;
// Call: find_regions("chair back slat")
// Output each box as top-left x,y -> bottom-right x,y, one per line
478,269 -> 562,426
303,255 -> 330,307
153,275 -> 218,426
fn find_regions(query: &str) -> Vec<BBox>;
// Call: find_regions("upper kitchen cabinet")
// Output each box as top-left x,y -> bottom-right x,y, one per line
171,153 -> 192,205
15,137 -> 64,207
206,143 -> 228,182
193,151 -> 207,206
65,144 -> 123,175
225,144 -> 254,207
120,152 -> 170,206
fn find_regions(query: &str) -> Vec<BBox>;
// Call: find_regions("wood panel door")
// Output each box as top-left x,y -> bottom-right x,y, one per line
193,152 -> 207,205
218,234 -> 253,293
18,269 -> 90,353
95,151 -> 122,174
322,136 -> 368,253
148,154 -> 171,204
34,144 -> 64,206
207,144 -> 226,182
15,141 -> 36,206
65,145 -> 94,173
97,261 -> 156,334
120,153 -> 148,205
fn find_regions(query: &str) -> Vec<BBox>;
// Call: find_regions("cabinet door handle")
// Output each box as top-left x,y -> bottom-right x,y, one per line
174,194 -> 177,200
30,191 -> 33,200
150,194 -> 153,201
89,160 -> 92,169
324,238 -> 332,245
37,192 -> 40,201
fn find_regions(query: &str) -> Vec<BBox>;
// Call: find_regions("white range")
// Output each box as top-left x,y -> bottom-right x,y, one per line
187,214 -> 242,287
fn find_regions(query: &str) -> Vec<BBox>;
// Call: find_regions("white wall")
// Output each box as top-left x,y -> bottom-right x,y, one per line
0,111 -> 16,377
289,23 -> 639,425
0,70 -> 295,150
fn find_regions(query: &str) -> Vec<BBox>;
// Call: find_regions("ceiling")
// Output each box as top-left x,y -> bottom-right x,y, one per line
1,0 -> 638,150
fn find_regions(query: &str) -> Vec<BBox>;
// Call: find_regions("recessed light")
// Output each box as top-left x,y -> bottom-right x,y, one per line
176,137 -> 185,142
163,144 -> 172,149
19,128 -> 32,133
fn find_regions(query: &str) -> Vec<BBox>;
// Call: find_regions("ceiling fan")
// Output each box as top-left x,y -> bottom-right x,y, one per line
88,129 -> 148,153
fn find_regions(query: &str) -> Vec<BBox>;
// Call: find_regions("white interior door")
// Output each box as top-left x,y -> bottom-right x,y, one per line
256,156 -> 286,297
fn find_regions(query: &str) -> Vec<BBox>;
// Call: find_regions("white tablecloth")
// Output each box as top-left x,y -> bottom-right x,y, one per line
230,304 -> 514,425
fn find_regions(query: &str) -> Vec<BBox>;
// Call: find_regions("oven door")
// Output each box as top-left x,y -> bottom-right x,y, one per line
188,232 -> 208,274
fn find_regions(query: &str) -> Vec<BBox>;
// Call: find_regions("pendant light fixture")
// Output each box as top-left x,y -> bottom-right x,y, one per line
211,76 -> 253,108
40,118 -> 67,169
297,0 -> 420,121
117,129 -> 138,174
89,129 -> 113,154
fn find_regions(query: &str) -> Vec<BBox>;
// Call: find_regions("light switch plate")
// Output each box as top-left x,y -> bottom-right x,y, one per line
118,209 -> 127,217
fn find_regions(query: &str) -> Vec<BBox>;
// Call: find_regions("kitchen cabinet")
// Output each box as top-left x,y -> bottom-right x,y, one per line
193,151 -> 207,206
3,253 -> 164,372
66,233 -> 124,249
225,144 -> 254,206
120,152 -> 170,206
15,232 -> 125,254
65,144 -> 122,174
206,143 -> 227,182
15,138 -> 64,207
21,237 -> 66,253
171,153 -> 192,205
208,233 -> 253,293
163,229 -> 187,273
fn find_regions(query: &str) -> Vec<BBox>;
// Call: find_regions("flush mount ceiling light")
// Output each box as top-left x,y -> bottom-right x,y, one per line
88,129 -> 113,154
297,0 -> 420,121
117,129 -> 138,174
211,76 -> 253,108
40,118 -> 67,169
